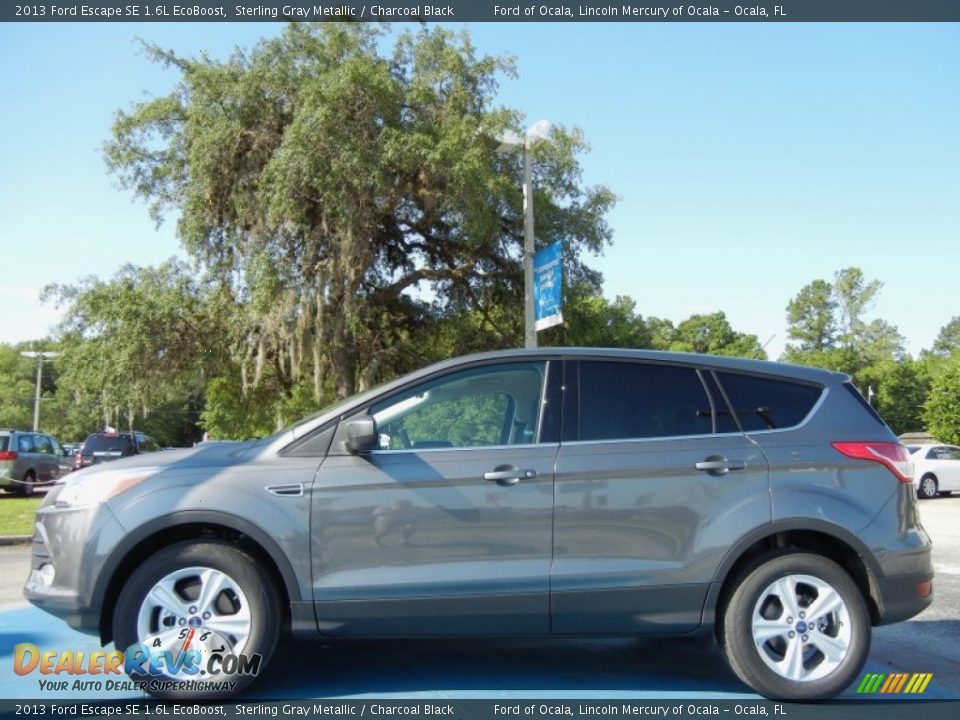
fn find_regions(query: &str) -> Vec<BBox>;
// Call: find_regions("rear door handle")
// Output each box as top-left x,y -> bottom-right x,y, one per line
483,465 -> 536,486
695,457 -> 746,475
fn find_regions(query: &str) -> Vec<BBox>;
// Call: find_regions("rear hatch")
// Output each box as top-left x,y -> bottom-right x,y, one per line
80,434 -> 137,465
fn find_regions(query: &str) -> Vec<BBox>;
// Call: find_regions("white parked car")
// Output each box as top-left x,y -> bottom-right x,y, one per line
907,443 -> 960,498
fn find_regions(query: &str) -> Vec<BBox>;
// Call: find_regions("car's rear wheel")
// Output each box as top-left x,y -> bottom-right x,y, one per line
720,552 -> 870,700
918,474 -> 938,499
112,541 -> 281,699
17,471 -> 36,497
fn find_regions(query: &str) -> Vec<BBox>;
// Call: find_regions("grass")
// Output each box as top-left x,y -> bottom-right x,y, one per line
0,496 -> 42,537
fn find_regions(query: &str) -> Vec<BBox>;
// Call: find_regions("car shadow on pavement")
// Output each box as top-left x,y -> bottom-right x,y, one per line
246,636 -> 753,699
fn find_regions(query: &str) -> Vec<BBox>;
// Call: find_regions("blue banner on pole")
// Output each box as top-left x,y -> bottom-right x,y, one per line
534,241 -> 563,332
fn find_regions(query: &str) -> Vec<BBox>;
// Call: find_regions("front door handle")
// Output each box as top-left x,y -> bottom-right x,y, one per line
483,465 -> 536,486
695,456 -> 746,475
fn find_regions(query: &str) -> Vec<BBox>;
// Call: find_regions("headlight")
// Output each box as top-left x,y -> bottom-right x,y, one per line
55,468 -> 160,508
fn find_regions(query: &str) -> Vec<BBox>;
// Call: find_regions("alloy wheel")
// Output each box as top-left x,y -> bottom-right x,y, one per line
751,573 -> 852,682
135,565 -> 252,654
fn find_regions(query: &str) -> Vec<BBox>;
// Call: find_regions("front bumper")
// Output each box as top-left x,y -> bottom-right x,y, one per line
23,491 -> 126,635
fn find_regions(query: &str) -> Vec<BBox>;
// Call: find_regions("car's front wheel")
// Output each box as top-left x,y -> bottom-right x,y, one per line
112,541 -> 281,699
720,552 -> 870,700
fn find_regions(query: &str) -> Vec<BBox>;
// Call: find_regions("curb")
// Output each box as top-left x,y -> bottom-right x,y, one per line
0,535 -> 31,546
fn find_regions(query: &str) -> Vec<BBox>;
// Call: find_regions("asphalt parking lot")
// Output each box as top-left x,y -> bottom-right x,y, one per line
0,496 -> 957,701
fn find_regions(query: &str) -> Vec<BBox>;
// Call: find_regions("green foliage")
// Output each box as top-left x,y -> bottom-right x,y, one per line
869,358 -> 929,435
931,316 -> 960,356
782,267 -> 934,437
786,279 -> 837,353
42,259 -> 219,444
924,354 -> 960,444
105,24 -> 615,404
541,286 -> 651,349
784,267 -> 903,381
0,340 -> 72,438
667,312 -> 766,359
200,374 -> 279,440
0,345 -> 39,431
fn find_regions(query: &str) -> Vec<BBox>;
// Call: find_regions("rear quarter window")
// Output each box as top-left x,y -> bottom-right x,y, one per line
0,436 -> 8,452
716,372 -> 823,431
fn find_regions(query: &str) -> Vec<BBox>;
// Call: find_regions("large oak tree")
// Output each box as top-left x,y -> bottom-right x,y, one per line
105,24 -> 615,403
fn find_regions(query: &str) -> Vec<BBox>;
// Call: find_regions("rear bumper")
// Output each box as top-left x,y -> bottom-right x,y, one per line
874,570 -> 933,625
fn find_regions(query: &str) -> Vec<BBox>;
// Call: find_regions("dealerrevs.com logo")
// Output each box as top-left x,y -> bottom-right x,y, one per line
13,628 -> 261,694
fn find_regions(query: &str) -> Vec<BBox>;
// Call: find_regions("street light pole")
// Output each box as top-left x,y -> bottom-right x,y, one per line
497,120 -> 552,350
521,142 -> 536,349
20,351 -> 60,431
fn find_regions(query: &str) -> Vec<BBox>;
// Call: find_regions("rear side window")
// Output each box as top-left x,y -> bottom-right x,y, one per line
18,435 -> 36,453
579,361 -> 713,441
716,372 -> 822,431
927,446 -> 960,460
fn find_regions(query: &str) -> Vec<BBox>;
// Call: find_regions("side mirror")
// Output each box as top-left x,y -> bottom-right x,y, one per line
343,415 -> 378,454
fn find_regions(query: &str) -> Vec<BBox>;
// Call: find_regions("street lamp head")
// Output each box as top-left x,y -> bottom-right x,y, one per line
20,351 -> 60,359
494,120 -> 553,152
526,119 -> 552,144
494,129 -> 524,152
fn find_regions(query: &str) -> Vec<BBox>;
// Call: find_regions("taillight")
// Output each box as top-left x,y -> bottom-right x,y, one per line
0,451 -> 18,461
832,442 -> 913,482
74,454 -> 83,468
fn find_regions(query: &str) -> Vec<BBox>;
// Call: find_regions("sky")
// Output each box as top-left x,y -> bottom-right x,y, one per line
0,21 -> 957,360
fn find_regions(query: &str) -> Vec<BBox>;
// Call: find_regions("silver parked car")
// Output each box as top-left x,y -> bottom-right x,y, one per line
0,429 -> 70,496
24,349 -> 932,700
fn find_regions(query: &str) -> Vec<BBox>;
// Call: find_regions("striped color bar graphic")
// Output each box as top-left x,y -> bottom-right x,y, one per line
857,672 -> 933,694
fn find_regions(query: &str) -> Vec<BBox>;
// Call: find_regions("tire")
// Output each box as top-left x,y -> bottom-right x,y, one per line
112,541 -> 281,699
918,475 -> 938,499
17,471 -> 36,498
719,552 -> 870,700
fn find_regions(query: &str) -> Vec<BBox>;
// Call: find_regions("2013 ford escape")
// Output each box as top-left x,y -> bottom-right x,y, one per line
24,349 -> 933,700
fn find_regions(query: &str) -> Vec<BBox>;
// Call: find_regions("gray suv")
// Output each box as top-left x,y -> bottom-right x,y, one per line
24,349 -> 932,700
1,429 -> 69,496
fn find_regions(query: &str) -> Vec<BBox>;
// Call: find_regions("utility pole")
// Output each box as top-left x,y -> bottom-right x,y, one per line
496,120 -> 552,349
20,351 -> 60,431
